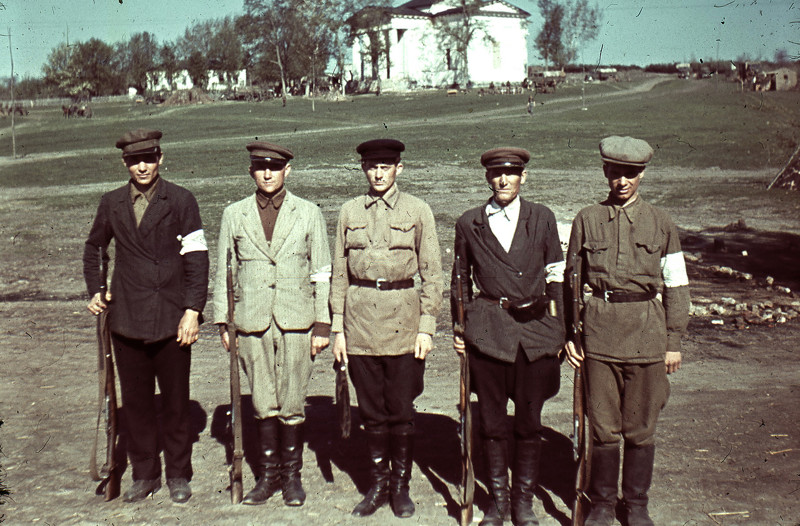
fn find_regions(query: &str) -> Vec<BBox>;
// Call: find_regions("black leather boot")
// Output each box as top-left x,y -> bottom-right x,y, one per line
389,431 -> 415,518
352,429 -> 391,517
243,417 -> 281,505
480,438 -> 510,526
584,443 -> 620,526
280,422 -> 306,506
622,444 -> 655,526
511,438 -> 540,526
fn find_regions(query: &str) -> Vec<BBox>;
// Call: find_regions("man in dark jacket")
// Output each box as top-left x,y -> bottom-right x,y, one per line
83,129 -> 209,504
452,147 -> 565,526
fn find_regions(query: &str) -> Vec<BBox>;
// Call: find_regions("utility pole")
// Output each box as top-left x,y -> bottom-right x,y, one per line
1,28 -> 16,159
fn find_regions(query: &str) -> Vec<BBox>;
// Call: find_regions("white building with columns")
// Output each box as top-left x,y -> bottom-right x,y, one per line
349,0 -> 530,90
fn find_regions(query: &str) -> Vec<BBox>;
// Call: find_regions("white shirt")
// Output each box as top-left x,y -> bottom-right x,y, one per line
485,196 -> 521,252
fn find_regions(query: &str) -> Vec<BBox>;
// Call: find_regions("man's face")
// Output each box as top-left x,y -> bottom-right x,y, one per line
250,160 -> 291,194
363,159 -> 402,194
604,163 -> 644,203
123,152 -> 163,187
486,167 -> 527,207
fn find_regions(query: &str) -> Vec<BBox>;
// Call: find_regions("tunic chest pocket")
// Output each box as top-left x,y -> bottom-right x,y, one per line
344,223 -> 369,250
582,240 -> 611,273
389,221 -> 416,250
633,239 -> 662,275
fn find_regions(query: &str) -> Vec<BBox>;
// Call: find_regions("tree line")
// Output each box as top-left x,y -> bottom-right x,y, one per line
1,0 -> 605,101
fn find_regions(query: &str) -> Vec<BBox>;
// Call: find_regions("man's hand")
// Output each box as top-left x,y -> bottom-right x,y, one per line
332,332 -> 348,364
219,324 -> 236,352
414,333 -> 433,360
87,291 -> 112,315
311,336 -> 330,357
564,340 -> 584,370
176,309 -> 200,347
665,351 -> 682,374
453,334 -> 466,355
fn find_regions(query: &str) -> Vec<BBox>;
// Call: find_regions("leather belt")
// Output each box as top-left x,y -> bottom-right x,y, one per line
350,277 -> 414,291
593,290 -> 657,303
479,293 -> 548,312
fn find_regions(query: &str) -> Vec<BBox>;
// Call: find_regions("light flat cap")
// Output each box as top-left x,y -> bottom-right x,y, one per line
116,129 -> 162,156
480,147 -> 531,168
357,139 -> 405,161
599,136 -> 653,167
247,141 -> 294,163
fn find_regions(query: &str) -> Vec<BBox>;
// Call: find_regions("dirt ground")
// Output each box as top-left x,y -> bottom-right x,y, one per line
1,167 -> 799,526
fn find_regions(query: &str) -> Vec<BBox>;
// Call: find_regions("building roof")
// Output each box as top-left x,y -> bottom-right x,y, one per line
396,0 -> 530,18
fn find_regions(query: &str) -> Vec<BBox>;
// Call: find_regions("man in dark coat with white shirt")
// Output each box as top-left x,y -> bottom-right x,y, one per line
83,129 -> 209,504
452,147 -> 565,526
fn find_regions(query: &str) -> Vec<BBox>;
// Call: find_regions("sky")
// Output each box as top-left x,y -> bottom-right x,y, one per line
0,0 -> 798,79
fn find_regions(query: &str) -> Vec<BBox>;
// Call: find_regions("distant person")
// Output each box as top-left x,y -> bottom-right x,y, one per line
526,95 -> 535,116
83,129 -> 209,504
330,139 -> 443,518
452,147 -> 564,526
563,136 -> 690,526
212,141 -> 331,507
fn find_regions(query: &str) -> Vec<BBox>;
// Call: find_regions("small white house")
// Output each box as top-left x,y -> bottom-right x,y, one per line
349,0 -> 530,90
146,69 -> 248,93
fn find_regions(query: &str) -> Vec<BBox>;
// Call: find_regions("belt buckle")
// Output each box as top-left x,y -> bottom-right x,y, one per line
603,290 -> 613,302
375,278 -> 387,291
499,297 -> 509,309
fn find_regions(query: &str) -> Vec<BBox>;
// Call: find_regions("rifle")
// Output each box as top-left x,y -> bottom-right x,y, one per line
454,255 -> 474,526
89,245 -> 121,501
571,251 -> 591,526
226,249 -> 244,504
334,359 -> 351,439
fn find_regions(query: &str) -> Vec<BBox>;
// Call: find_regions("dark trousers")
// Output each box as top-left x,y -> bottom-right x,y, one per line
348,353 -> 424,434
469,346 -> 560,440
112,333 -> 192,481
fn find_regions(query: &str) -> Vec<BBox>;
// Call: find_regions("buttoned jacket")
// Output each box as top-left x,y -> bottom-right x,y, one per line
83,179 -> 209,343
452,198 -> 565,363
212,191 -> 331,333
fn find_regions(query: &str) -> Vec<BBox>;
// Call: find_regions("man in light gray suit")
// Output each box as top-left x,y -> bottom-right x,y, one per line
213,141 -> 331,507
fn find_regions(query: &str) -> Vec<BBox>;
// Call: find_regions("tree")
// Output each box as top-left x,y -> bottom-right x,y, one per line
348,6 -> 392,83
186,51 -> 209,89
562,0 -> 601,66
432,0 -> 493,87
207,17 -> 244,86
43,39 -> 120,97
159,42 -> 180,90
125,32 -> 159,94
535,0 -> 565,69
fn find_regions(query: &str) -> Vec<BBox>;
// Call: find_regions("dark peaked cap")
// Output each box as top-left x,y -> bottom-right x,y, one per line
599,136 -> 654,167
357,139 -> 405,160
480,147 -> 531,168
116,129 -> 162,156
247,141 -> 294,163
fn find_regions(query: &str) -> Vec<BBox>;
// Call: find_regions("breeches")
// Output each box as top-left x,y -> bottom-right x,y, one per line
112,333 -> 192,480
348,353 -> 424,434
584,358 -> 670,447
469,346 -> 560,441
238,325 -> 314,424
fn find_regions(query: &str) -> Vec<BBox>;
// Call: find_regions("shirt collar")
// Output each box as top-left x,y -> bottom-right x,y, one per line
606,193 -> 641,222
256,186 -> 287,210
130,177 -> 160,203
486,195 -> 521,218
366,183 -> 399,209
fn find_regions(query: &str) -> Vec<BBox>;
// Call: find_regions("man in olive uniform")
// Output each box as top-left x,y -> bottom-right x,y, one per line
213,141 -> 331,507
83,129 -> 209,503
564,136 -> 690,526
452,147 -> 564,526
330,139 -> 443,518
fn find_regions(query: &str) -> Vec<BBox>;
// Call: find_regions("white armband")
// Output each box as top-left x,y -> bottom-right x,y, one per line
661,252 -> 689,288
310,264 -> 332,283
177,229 -> 208,255
545,260 -> 566,283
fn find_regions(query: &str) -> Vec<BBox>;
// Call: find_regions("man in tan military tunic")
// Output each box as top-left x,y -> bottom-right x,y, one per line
214,141 -> 331,507
564,136 -> 690,526
330,139 -> 443,518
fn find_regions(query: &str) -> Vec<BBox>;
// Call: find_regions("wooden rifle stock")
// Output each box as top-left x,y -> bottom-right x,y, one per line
571,252 -> 591,526
89,246 -> 121,500
226,249 -> 244,504
454,255 -> 474,526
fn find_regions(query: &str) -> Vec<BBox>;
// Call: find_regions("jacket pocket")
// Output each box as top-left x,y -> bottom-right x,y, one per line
389,221 -> 416,249
344,223 -> 369,249
582,239 -> 611,274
